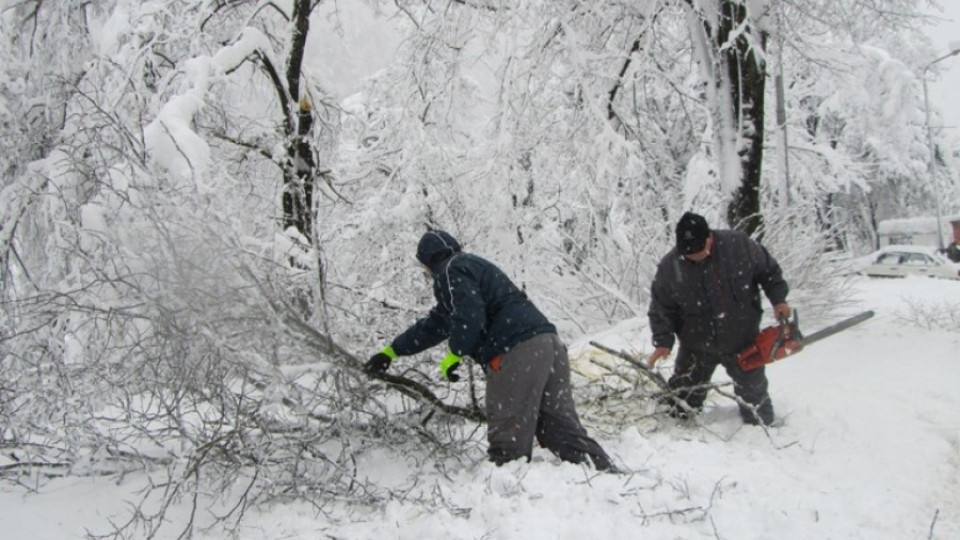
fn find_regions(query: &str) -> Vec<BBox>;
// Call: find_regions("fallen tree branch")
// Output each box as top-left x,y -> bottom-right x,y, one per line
588,341 -> 699,419
367,370 -> 486,423
588,341 -> 668,388
240,263 -> 486,423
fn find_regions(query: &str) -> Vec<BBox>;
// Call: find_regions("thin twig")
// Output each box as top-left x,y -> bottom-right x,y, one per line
929,508 -> 939,540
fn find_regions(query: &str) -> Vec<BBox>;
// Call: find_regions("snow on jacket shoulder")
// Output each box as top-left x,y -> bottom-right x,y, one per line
647,230 -> 789,354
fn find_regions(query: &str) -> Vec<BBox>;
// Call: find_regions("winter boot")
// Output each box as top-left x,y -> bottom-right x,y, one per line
740,399 -> 775,426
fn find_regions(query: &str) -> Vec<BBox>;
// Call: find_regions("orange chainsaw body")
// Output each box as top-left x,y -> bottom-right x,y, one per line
737,319 -> 804,371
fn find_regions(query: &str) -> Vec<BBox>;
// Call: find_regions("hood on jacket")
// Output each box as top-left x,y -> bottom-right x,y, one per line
416,230 -> 462,271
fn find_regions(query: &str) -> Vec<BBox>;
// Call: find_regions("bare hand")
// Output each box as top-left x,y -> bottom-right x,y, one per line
773,302 -> 791,320
647,347 -> 672,368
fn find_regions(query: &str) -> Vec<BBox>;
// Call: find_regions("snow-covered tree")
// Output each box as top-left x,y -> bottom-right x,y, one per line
2,0 -> 955,537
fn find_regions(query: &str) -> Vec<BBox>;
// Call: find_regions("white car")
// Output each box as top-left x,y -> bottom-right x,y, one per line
860,245 -> 960,280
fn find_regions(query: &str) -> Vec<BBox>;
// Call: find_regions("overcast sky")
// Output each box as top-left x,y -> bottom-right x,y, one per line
926,3 -> 960,137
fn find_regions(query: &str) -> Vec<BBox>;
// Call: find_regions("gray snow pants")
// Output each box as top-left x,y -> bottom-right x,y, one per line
484,333 -> 613,470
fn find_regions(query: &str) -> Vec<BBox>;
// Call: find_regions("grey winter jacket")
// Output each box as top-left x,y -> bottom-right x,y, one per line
391,230 -> 556,365
647,230 -> 789,355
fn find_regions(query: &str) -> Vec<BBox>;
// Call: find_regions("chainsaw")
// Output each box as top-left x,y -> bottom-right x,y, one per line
737,310 -> 875,371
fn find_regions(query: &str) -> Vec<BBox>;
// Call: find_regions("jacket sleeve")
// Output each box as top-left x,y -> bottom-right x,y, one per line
752,241 -> 789,305
647,261 -> 680,350
390,305 -> 450,357
441,263 -> 487,357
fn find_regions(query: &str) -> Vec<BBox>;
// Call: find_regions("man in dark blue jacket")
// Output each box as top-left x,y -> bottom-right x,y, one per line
647,212 -> 791,426
365,229 -> 614,471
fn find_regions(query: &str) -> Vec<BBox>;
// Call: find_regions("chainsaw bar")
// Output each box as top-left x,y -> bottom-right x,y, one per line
802,310 -> 875,346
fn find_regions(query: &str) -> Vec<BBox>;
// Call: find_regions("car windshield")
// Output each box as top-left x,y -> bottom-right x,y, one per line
876,253 -> 901,264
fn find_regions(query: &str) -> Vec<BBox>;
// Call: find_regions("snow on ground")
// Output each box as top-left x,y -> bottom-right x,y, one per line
2,276 -> 959,539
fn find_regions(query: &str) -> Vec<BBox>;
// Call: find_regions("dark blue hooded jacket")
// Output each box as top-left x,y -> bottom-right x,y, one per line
390,230 -> 556,365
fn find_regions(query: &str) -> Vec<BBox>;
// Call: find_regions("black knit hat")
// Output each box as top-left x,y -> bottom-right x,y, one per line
676,212 -> 710,255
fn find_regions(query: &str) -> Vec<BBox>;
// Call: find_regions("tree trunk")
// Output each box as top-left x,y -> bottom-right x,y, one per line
715,0 -> 767,234
282,97 -> 316,243
281,0 -> 316,243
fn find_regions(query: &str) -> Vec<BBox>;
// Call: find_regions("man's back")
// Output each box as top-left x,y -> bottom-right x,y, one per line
433,253 -> 556,363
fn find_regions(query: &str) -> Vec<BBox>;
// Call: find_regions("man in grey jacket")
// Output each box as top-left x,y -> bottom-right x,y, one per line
646,212 -> 791,425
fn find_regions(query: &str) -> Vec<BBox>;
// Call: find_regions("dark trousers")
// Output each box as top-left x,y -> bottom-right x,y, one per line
485,333 -> 613,470
666,347 -> 774,424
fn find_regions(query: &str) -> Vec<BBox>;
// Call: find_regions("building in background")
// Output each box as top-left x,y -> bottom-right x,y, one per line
877,215 -> 960,251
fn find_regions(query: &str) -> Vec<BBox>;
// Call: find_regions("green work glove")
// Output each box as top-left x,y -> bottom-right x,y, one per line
364,346 -> 397,375
440,351 -> 462,382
